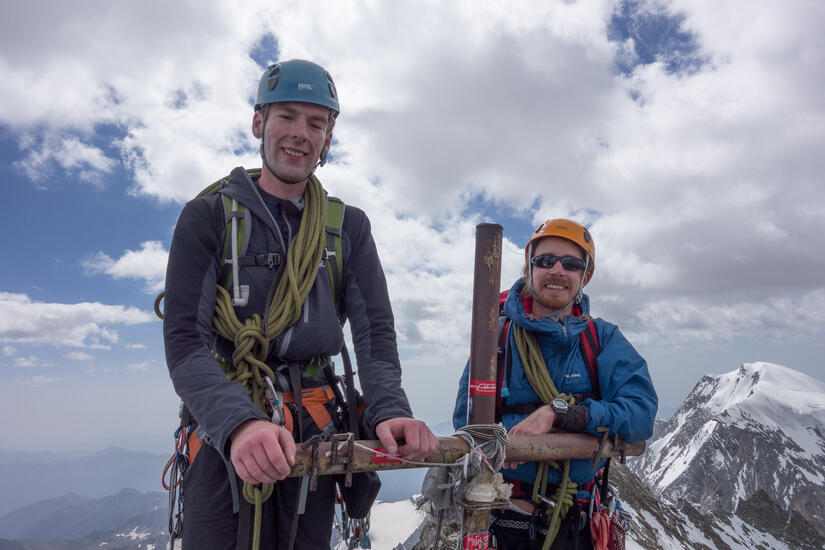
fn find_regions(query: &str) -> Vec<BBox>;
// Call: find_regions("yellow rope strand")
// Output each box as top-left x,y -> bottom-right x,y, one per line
513,324 -> 578,549
210,174 -> 328,550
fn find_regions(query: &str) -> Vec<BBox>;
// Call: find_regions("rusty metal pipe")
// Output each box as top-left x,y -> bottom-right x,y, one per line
468,223 -> 503,425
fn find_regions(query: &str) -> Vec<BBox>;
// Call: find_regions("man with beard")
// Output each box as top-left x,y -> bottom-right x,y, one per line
453,219 -> 657,549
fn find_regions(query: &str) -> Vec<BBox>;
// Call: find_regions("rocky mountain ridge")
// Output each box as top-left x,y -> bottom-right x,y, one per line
633,362 -> 825,540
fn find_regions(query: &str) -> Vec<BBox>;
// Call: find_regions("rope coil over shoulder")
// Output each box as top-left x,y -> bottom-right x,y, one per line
210,173 -> 329,550
512,324 -> 578,550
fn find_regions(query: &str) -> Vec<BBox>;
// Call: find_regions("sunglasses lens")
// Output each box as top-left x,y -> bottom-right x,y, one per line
531,255 -> 556,269
532,255 -> 585,271
560,257 -> 585,271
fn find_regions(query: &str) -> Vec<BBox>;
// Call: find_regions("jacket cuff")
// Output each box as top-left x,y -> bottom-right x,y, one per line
558,404 -> 587,432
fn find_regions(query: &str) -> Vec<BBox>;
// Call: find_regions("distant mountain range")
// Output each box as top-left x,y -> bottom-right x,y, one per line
0,489 -> 168,550
0,447 -> 167,516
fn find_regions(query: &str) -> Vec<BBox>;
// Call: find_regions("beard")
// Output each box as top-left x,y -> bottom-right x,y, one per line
530,275 -> 578,313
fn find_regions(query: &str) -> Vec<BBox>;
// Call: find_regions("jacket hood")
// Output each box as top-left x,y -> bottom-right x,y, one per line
503,279 -> 591,337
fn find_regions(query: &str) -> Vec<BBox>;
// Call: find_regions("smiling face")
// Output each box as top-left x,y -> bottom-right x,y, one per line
252,101 -> 333,195
529,236 -> 592,318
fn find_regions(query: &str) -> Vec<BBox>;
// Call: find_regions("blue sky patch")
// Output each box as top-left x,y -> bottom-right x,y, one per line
608,0 -> 707,75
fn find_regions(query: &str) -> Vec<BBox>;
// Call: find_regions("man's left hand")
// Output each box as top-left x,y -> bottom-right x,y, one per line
375,418 -> 439,462
508,404 -> 556,436
504,405 -> 556,469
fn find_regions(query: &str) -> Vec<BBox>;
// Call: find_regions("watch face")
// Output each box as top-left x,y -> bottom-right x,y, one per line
552,398 -> 569,413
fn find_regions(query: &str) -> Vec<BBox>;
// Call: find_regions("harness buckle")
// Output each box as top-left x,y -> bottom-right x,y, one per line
256,253 -> 281,268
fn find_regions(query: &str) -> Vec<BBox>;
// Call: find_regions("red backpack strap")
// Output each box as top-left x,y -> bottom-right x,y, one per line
495,315 -> 511,418
494,290 -> 511,422
578,317 -> 601,400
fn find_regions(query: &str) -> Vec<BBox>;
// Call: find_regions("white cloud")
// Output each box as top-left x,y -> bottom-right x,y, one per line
1,345 -> 15,356
126,343 -> 147,350
50,0 -> 821,352
0,292 -> 155,349
29,376 -> 62,384
127,361 -> 152,373
0,0 -> 264,194
13,136 -> 116,187
621,289 -> 825,346
2,0 -> 825,418
13,355 -> 40,367
67,350 -> 94,361
83,241 -> 169,293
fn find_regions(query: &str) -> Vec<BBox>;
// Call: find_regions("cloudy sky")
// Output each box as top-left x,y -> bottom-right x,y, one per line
2,0 -> 823,454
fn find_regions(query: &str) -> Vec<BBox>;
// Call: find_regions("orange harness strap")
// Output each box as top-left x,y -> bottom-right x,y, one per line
187,430 -> 203,464
282,385 -> 337,433
186,386 -> 338,464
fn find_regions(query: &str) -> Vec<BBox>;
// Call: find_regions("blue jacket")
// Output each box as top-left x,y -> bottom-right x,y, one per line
453,279 -> 657,487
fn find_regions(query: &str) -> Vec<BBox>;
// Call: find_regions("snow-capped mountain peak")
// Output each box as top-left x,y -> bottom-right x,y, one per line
702,362 -> 825,421
634,362 -> 825,542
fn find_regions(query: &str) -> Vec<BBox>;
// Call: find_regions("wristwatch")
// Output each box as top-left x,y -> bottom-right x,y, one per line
551,398 -> 569,427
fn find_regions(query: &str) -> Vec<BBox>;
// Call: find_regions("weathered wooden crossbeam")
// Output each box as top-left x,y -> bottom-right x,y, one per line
288,433 -> 644,477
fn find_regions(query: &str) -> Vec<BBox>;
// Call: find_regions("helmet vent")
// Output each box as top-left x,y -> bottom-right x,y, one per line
326,72 -> 337,99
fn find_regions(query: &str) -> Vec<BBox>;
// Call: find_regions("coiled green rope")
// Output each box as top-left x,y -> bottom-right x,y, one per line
211,174 -> 328,550
512,324 -> 578,550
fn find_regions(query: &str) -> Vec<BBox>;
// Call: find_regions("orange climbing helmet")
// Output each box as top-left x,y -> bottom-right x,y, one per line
525,218 -> 595,272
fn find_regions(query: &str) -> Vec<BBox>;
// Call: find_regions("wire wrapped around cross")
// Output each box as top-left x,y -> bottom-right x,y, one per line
418,424 -> 511,548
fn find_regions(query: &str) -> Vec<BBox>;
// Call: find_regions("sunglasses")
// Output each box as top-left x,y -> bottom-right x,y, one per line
530,254 -> 586,271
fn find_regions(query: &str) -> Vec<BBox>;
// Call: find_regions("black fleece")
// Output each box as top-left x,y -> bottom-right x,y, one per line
163,167 -> 413,458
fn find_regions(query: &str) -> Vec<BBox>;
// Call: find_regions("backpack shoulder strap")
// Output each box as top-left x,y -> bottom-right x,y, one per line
219,193 -> 252,294
494,313 -> 512,423
494,289 -> 512,422
324,196 -> 345,303
577,316 -> 601,400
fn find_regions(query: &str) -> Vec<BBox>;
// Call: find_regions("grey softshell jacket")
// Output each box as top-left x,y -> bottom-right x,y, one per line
163,167 -> 413,458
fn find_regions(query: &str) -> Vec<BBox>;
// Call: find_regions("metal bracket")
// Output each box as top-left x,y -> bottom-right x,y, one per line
591,427 -> 627,468
302,434 -> 326,492
331,432 -> 355,487
591,427 -> 609,468
614,432 -> 627,464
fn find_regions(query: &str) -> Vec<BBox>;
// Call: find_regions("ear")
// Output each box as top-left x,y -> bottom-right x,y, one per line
324,129 -> 333,150
582,269 -> 593,287
252,109 -> 264,139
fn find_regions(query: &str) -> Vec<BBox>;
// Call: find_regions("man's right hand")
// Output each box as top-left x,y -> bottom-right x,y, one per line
229,419 -> 296,484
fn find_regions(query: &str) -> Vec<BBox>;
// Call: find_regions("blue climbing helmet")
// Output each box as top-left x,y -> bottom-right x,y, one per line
255,59 -> 340,117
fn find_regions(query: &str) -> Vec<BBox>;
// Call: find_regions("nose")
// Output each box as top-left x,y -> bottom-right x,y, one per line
548,259 -> 566,274
291,118 -> 310,141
